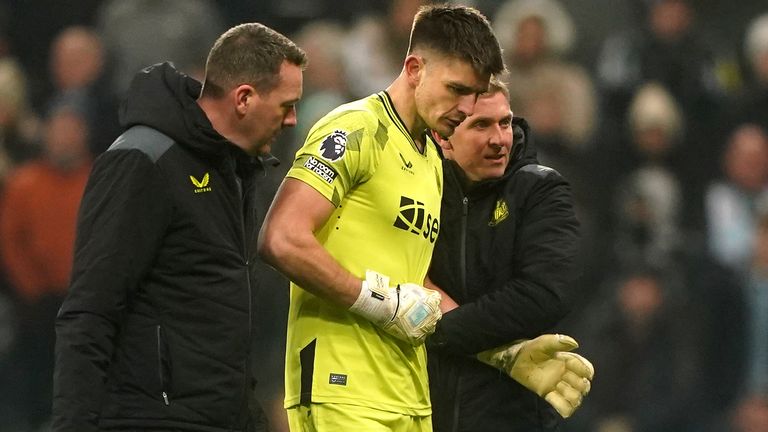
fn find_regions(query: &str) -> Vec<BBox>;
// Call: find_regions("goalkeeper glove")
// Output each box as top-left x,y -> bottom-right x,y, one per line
349,270 -> 442,345
477,334 -> 595,418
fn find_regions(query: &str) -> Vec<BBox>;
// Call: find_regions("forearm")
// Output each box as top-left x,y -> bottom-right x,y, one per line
259,227 -> 361,307
257,178 -> 361,307
53,311 -> 118,432
425,276 -> 458,313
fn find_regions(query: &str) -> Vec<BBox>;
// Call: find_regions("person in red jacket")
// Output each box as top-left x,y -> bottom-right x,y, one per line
0,104 -> 92,429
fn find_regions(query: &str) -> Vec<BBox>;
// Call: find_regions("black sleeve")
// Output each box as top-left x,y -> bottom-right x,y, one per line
52,149 -> 172,432
428,169 -> 581,355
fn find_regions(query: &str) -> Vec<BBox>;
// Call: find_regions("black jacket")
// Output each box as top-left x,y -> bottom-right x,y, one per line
53,63 -> 274,432
427,118 -> 581,432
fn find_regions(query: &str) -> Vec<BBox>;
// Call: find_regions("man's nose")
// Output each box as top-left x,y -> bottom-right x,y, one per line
283,106 -> 298,128
457,94 -> 477,117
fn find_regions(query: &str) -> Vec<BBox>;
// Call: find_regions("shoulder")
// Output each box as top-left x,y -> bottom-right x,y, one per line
516,164 -> 565,182
106,125 -> 175,163
506,164 -> 572,206
314,96 -> 383,132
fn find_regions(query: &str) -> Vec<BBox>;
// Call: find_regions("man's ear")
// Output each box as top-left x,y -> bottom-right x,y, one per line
431,129 -> 452,152
404,54 -> 423,87
233,84 -> 257,116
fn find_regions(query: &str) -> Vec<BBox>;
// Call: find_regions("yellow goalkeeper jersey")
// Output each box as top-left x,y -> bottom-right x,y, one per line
283,91 -> 443,415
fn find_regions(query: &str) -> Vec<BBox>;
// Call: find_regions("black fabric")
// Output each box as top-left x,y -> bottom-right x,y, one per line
427,117 -> 581,431
299,339 -> 317,405
53,63 -> 273,432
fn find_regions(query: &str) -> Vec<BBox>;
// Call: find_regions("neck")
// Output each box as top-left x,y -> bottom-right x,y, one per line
447,159 -> 477,192
386,74 -> 426,151
197,97 -> 246,152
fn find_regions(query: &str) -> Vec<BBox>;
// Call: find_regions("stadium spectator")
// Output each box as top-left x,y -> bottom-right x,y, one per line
609,83 -> 686,270
0,104 -> 92,430
0,58 -> 40,182
705,124 -> 768,273
572,267 -> 701,432
96,0 -> 225,98
47,26 -> 120,155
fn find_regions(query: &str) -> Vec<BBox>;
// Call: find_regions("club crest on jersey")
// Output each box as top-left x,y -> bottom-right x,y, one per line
319,130 -> 347,162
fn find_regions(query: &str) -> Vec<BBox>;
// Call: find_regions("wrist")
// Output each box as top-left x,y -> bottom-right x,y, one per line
348,270 -> 394,325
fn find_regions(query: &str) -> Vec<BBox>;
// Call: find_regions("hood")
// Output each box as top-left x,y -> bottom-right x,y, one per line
119,62 -> 229,160
447,116 -> 540,195
506,116 -> 538,173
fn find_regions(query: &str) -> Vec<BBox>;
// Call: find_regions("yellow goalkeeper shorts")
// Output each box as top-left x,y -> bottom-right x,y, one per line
287,402 -> 432,432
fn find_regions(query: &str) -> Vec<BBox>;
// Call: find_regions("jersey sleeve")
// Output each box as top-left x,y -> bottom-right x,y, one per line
286,109 -> 379,206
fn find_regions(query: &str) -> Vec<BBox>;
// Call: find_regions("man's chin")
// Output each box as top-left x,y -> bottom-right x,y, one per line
258,143 -> 272,155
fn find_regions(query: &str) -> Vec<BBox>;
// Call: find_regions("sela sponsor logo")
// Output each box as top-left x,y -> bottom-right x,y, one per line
329,373 -> 347,386
393,196 -> 439,243
304,156 -> 337,184
489,198 -> 509,226
189,172 -> 212,193
320,129 -> 347,162
398,153 -> 414,175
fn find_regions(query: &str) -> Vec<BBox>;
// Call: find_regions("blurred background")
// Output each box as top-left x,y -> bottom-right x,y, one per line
1,0 -> 767,431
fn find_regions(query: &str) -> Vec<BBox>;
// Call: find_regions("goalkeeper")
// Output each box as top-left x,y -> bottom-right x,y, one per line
426,79 -> 593,431
258,5 -> 506,431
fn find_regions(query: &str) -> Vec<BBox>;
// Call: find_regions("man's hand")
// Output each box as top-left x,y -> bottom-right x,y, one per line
477,334 -> 595,418
349,270 -> 442,345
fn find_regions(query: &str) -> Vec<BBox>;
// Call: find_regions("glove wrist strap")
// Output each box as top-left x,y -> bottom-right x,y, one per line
349,270 -> 392,325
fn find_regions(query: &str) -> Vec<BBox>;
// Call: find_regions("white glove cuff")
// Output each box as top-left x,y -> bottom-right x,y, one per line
349,270 -> 393,325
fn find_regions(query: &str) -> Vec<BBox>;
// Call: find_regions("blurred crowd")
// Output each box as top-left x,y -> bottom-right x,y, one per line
0,0 -> 767,431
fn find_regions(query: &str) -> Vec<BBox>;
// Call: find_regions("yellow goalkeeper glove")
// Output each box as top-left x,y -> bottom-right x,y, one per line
477,334 -> 595,418
349,270 -> 442,345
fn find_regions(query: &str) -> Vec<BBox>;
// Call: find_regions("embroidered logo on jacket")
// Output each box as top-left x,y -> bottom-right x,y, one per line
489,199 -> 509,226
190,173 -> 212,193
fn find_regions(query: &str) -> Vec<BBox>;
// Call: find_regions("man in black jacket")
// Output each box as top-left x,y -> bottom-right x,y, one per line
52,23 -> 306,432
427,79 -> 584,431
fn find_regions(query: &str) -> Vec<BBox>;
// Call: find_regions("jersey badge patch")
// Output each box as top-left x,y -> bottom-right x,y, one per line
329,373 -> 347,386
304,156 -> 337,184
320,129 -> 347,162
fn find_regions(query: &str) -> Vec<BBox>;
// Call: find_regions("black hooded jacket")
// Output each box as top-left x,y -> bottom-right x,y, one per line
427,118 -> 581,431
53,63 -> 274,432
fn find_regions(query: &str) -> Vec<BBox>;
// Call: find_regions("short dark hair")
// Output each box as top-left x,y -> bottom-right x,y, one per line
408,4 -> 505,77
202,23 -> 307,98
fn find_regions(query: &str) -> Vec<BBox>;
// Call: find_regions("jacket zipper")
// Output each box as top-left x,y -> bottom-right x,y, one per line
460,196 -> 469,300
156,325 -> 169,405
452,196 -> 469,432
236,174 -> 253,421
452,375 -> 463,432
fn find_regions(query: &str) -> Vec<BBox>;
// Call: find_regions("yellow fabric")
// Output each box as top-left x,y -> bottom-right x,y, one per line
284,92 -> 443,415
287,403 -> 433,432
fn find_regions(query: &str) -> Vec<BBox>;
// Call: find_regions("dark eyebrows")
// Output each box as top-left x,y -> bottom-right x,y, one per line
449,82 -> 486,95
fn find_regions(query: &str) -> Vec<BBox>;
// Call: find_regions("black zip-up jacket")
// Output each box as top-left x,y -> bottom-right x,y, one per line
427,118 -> 581,432
53,63 -> 272,432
